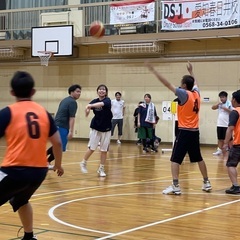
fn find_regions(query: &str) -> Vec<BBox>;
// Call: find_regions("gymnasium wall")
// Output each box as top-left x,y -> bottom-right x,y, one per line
0,40 -> 240,145
0,34 -> 240,144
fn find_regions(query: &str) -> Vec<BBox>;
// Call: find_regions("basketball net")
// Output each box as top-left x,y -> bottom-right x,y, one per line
37,51 -> 53,66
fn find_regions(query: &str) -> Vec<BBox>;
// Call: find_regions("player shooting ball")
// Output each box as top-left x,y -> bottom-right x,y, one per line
145,61 -> 212,195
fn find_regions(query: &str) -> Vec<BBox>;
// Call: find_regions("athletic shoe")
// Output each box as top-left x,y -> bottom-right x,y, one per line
143,147 -> 149,153
97,167 -> 106,177
21,236 -> 37,240
202,181 -> 212,192
162,184 -> 181,195
151,147 -> 158,152
225,185 -> 240,194
136,139 -> 142,145
48,164 -> 54,170
80,162 -> 88,173
213,148 -> 222,155
117,140 -> 121,144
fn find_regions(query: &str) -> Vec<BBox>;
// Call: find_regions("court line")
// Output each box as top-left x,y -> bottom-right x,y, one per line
62,154 -> 146,166
48,192 -> 240,238
0,143 -> 227,236
95,197 -> 240,240
48,196 -> 113,235
33,175 -> 231,198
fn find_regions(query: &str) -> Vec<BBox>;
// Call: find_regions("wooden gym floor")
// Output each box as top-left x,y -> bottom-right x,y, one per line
0,139 -> 239,240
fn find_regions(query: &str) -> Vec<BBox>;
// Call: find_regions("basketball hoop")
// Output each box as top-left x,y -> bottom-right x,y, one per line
37,51 -> 53,66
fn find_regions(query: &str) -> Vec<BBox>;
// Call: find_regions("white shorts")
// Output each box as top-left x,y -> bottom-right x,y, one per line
88,129 -> 111,151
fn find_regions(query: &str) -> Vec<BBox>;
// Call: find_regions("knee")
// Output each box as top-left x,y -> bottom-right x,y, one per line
10,199 -> 29,212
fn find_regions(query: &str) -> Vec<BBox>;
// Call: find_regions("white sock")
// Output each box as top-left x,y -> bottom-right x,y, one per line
82,159 -> 87,164
99,164 -> 104,169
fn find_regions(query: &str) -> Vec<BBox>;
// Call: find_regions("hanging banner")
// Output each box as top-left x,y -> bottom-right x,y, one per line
161,0 -> 240,30
110,0 -> 155,25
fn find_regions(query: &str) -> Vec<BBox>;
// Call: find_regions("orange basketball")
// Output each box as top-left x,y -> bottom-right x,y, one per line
89,21 -> 105,38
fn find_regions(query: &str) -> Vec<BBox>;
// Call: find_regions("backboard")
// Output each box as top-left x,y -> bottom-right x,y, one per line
31,25 -> 73,57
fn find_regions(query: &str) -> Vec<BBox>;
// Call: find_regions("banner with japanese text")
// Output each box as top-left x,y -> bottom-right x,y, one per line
161,0 -> 239,30
110,0 -> 155,25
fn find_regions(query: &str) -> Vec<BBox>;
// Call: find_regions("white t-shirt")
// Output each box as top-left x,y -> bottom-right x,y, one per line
217,100 -> 232,127
111,99 -> 125,119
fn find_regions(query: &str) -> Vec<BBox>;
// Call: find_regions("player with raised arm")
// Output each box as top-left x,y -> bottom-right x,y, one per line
146,62 -> 212,195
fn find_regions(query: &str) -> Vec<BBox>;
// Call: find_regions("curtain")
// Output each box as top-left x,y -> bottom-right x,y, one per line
6,0 -> 67,9
5,0 -> 67,40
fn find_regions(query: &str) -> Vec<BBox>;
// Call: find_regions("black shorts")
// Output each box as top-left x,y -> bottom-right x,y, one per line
217,126 -> 228,140
226,145 -> 240,167
171,129 -> 203,165
0,167 -> 47,212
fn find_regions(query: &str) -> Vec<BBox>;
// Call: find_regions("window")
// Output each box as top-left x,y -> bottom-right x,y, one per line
0,16 -> 5,30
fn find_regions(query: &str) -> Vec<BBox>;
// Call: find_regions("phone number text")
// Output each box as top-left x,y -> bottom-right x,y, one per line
203,19 -> 238,28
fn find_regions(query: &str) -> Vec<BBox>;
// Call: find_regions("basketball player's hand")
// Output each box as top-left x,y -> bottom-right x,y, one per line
187,61 -> 193,73
145,61 -> 154,72
221,106 -> 228,111
53,166 -> 64,176
222,144 -> 229,160
85,106 -> 91,117
68,131 -> 73,139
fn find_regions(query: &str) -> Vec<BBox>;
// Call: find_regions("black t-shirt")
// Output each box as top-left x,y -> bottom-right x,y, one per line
90,97 -> 112,132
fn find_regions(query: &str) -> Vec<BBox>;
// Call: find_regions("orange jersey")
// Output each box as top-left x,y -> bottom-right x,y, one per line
233,108 -> 240,145
178,90 -> 200,129
2,101 -> 50,167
